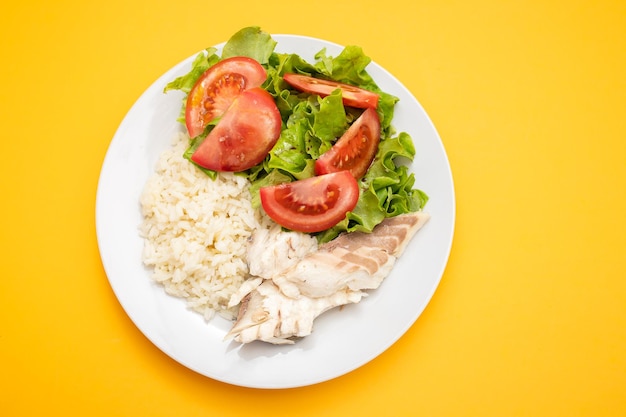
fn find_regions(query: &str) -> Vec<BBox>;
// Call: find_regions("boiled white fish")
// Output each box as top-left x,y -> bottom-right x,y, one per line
225,211 -> 430,344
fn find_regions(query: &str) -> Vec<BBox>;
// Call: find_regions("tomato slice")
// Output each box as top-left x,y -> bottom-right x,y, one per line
185,56 -> 267,138
315,107 -> 381,179
260,171 -> 359,233
190,87 -> 281,172
283,73 -> 379,109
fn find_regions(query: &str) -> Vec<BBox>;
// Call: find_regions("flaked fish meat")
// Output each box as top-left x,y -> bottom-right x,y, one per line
225,211 -> 430,344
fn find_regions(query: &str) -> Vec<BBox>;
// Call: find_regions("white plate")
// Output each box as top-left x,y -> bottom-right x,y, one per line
96,34 -> 455,389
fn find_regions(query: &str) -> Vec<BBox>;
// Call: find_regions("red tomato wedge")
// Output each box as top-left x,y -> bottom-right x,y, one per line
283,73 -> 379,109
315,107 -> 381,179
260,171 -> 359,233
185,57 -> 267,138
190,87 -> 281,172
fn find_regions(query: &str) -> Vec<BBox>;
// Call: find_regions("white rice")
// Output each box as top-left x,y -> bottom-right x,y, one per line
139,132 -> 261,320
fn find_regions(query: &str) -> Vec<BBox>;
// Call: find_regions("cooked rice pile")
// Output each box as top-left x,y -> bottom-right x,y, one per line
139,132 -> 260,320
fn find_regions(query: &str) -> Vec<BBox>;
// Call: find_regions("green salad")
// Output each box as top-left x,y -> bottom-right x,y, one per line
163,26 -> 427,243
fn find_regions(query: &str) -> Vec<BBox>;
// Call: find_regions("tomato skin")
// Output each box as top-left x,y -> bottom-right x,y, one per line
315,107 -> 381,179
190,87 -> 281,172
185,57 -> 267,138
260,171 -> 359,233
283,73 -> 379,109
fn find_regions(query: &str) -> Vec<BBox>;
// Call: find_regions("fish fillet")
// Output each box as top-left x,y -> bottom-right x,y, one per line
225,211 -> 430,344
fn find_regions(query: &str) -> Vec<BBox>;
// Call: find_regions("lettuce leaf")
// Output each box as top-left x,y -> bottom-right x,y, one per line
221,26 -> 276,65
163,47 -> 220,94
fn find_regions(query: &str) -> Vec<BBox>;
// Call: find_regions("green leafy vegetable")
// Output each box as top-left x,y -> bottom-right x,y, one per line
163,27 -> 428,242
221,26 -> 277,65
163,47 -> 220,94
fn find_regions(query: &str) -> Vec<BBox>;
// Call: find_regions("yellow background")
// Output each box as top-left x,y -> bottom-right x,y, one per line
1,0 -> 625,415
